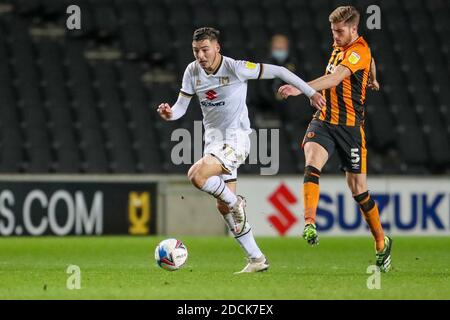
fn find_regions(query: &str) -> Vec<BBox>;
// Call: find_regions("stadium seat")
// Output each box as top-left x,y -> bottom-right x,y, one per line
120,24 -> 149,60
365,103 -> 396,150
0,146 -> 24,172
82,146 -> 110,173
425,126 -> 450,170
217,7 -> 240,28
192,6 -> 217,28
54,147 -> 81,173
93,3 -> 118,38
143,2 -> 167,27
26,149 -> 52,172
40,0 -> 67,17
147,25 -> 173,60
11,0 -> 40,15
397,125 -> 429,166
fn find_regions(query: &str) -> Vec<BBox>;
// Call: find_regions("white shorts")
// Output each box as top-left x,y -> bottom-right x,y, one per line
204,131 -> 250,183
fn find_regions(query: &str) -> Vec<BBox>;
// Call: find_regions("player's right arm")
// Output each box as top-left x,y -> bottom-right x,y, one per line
279,43 -> 372,98
278,65 -> 351,98
157,94 -> 192,121
157,64 -> 194,121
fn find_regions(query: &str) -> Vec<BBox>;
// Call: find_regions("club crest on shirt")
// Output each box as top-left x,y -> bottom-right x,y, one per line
196,79 -> 201,87
220,77 -> 229,86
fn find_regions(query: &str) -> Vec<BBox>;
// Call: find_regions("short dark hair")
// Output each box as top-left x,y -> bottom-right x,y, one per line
192,27 -> 220,42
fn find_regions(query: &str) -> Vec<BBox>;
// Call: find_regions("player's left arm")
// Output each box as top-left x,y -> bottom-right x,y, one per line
261,64 -> 327,110
367,57 -> 380,91
234,61 -> 325,110
259,64 -> 317,97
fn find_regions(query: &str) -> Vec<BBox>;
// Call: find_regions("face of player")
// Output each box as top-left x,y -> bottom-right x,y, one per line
192,39 -> 221,71
331,21 -> 357,47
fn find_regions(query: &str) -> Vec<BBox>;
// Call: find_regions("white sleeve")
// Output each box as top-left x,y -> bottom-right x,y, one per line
169,64 -> 195,121
259,64 -> 317,98
180,64 -> 195,97
169,93 -> 191,121
233,60 -> 263,81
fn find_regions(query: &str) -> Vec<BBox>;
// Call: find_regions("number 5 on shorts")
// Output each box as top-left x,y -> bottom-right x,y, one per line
351,148 -> 360,164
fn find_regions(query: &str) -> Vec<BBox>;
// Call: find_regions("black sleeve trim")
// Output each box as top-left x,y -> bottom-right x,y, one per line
180,90 -> 194,97
257,63 -> 264,79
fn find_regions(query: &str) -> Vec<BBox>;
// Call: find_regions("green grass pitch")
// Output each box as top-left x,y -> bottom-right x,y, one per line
0,236 -> 449,299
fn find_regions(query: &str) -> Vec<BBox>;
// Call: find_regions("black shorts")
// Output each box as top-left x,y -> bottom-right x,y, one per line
301,119 -> 367,174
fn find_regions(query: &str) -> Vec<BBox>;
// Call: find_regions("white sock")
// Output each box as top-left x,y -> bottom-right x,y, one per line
223,213 -> 235,232
201,176 -> 237,207
223,214 -> 263,259
235,228 -> 263,259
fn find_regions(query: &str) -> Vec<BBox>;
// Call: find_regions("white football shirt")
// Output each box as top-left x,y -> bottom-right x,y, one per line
180,56 -> 262,141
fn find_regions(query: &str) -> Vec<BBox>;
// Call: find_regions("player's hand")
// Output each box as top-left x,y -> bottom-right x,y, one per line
278,84 -> 302,99
157,103 -> 173,120
309,92 -> 326,111
368,78 -> 380,91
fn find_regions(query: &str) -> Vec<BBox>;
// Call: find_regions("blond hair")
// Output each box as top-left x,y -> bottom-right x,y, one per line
329,6 -> 360,26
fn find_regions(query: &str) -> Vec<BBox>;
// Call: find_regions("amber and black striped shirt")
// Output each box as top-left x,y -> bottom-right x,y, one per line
315,36 -> 371,127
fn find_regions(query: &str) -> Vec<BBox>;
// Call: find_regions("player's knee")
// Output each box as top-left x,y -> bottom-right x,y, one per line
305,159 -> 324,171
188,166 -> 205,189
348,177 -> 367,195
190,174 -> 206,189
350,183 -> 367,197
352,185 -> 367,196
187,164 -> 196,180
304,142 -> 327,169
187,167 -> 195,184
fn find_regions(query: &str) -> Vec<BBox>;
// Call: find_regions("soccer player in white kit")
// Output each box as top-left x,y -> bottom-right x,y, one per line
157,27 -> 325,273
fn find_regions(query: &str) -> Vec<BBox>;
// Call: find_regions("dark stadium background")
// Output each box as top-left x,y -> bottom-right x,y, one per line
0,0 -> 448,176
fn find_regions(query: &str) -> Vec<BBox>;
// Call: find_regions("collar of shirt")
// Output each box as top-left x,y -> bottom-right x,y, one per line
333,35 -> 364,51
201,55 -> 224,77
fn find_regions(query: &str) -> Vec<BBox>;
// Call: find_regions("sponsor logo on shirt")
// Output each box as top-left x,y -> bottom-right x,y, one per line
201,101 -> 225,107
245,61 -> 257,69
205,90 -> 217,100
348,51 -> 361,65
326,63 -> 337,74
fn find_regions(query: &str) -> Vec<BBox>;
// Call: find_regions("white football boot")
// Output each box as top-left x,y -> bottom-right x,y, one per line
234,256 -> 270,274
230,195 -> 247,235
